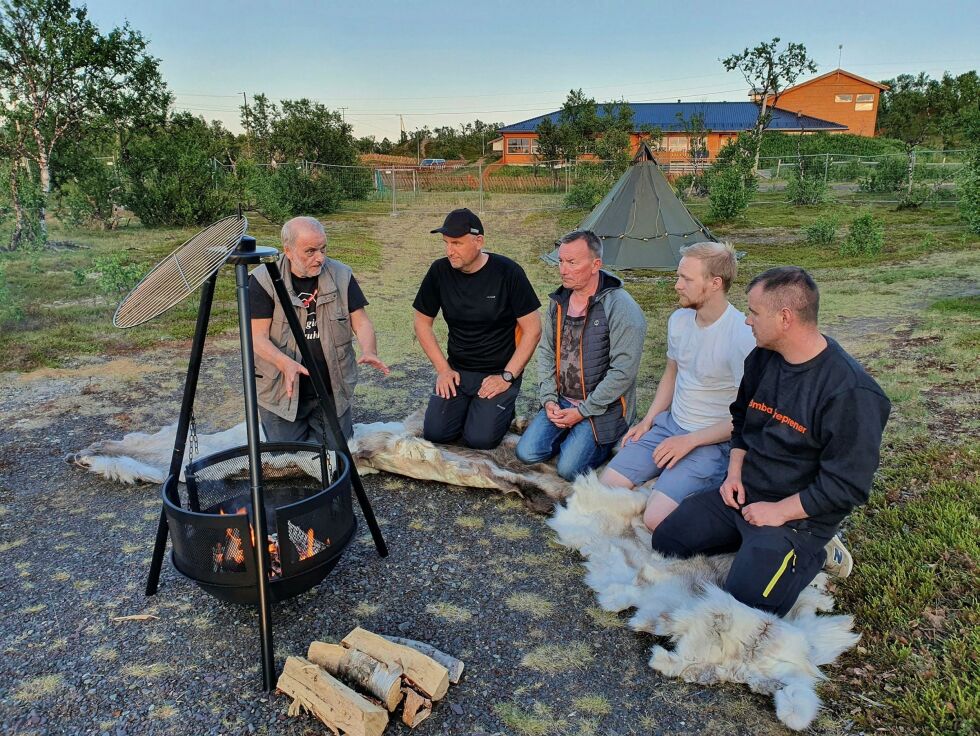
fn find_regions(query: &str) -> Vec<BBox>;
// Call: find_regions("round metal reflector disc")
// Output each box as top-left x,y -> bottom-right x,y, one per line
113,216 -> 248,328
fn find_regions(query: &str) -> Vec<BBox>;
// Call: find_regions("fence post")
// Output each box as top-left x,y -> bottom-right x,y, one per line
824,153 -> 830,183
478,162 -> 484,214
391,168 -> 397,216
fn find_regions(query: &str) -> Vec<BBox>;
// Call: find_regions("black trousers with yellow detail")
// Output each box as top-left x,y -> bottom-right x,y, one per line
650,489 -> 829,617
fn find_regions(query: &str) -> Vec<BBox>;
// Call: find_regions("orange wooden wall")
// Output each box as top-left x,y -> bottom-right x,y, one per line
769,72 -> 882,137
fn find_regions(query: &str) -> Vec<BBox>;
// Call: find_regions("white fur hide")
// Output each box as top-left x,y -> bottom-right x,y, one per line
71,415 -> 857,730
548,472 -> 859,731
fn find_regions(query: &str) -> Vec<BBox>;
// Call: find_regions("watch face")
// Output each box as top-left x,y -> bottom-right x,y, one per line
502,371 -> 514,382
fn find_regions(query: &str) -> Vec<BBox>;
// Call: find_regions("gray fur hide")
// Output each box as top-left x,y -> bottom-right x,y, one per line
69,409 -> 567,511
548,473 -> 860,731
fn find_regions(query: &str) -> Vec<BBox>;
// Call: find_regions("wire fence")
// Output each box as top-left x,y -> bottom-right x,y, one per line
90,149 -> 969,219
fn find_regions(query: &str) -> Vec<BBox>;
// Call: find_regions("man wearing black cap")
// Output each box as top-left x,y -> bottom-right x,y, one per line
413,208 -> 542,449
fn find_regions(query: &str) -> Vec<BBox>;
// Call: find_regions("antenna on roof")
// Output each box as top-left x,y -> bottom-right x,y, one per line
838,44 -> 843,70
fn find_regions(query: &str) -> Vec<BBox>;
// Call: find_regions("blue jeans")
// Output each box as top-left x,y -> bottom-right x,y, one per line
515,397 -> 615,481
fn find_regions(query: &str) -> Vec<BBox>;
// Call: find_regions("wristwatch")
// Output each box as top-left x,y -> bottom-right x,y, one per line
501,370 -> 515,383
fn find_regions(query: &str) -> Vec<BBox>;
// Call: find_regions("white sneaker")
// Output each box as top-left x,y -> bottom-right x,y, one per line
824,535 -> 853,578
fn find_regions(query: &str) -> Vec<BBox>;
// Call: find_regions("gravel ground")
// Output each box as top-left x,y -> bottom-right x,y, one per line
0,342 -> 837,736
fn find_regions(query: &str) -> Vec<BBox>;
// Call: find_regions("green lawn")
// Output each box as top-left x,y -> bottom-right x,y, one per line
1,195 -> 978,733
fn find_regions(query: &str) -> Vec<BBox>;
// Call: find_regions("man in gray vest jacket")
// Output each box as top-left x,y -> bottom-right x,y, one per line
515,230 -> 646,481
249,216 -> 388,442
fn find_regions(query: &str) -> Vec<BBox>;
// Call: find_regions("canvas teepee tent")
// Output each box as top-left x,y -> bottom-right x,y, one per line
544,142 -> 715,270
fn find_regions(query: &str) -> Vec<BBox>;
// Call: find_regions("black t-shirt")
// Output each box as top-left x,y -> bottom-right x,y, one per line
730,337 -> 891,537
249,273 -> 368,398
413,253 -> 540,373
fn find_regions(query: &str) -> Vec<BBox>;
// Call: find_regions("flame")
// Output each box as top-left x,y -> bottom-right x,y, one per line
305,528 -> 315,560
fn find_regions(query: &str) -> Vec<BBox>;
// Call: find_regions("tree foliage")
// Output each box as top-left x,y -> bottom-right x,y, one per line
241,94 -> 359,166
535,89 -> 637,172
722,37 -> 817,171
0,0 -> 170,248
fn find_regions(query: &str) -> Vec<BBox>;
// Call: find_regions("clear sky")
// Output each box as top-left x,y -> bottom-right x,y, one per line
84,0 -> 979,141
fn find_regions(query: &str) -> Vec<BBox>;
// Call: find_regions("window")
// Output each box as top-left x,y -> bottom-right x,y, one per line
855,93 -> 874,111
507,137 -> 533,155
856,94 -> 874,102
665,135 -> 688,152
835,94 -> 853,103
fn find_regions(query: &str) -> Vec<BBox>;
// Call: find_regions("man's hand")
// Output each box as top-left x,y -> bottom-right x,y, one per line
280,358 -> 310,399
357,353 -> 390,376
652,434 -> 698,469
720,473 -> 745,509
478,374 -> 511,400
551,406 -> 584,429
741,501 -> 790,527
620,419 -> 652,447
544,401 -> 562,423
434,368 -> 461,399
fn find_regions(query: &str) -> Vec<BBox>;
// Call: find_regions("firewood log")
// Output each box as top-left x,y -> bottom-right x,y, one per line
307,641 -> 404,711
342,627 -> 449,700
380,635 -> 465,684
276,656 -> 388,736
400,686 -> 433,728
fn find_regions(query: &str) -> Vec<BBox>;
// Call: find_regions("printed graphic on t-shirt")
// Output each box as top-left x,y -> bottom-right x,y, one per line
297,289 -> 319,342
748,398 -> 808,435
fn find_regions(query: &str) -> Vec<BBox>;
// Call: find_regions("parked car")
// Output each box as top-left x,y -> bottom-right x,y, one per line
419,158 -> 446,168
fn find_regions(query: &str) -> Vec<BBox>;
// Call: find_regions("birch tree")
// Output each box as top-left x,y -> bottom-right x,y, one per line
0,0 -> 170,249
722,38 -> 817,172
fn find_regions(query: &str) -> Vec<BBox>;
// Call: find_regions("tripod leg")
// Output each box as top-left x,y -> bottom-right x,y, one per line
236,263 -> 277,691
266,263 -> 388,558
145,272 -> 217,596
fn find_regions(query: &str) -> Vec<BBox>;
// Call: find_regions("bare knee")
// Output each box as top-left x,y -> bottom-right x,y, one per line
599,467 -> 635,489
643,491 -> 679,532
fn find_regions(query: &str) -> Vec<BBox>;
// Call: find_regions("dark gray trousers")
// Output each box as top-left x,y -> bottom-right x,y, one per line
422,369 -> 521,450
259,392 -> 353,445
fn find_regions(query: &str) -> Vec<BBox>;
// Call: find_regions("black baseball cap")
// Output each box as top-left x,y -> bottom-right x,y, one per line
430,208 -> 484,237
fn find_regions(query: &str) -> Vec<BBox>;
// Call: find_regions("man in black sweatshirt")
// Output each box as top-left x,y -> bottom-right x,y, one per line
650,267 -> 891,616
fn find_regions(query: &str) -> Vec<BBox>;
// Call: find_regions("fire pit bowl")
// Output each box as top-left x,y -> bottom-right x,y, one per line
162,442 -> 356,604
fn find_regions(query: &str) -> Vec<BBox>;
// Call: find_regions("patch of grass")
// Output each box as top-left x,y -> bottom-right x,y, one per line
454,515 -> 484,529
12,674 -> 64,702
121,662 -> 169,679
833,440 -> 979,734
505,593 -> 554,618
424,601 -> 473,623
571,694 -> 612,716
493,702 -> 556,736
491,522 -> 532,541
0,538 -> 26,553
20,604 -> 45,615
520,642 -> 594,673
352,602 -> 380,616
93,646 -> 118,662
585,606 -> 626,629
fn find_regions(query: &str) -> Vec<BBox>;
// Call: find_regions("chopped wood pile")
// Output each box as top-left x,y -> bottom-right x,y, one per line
277,627 -> 465,735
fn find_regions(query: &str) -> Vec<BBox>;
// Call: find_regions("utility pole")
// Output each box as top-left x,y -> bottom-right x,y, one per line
339,107 -> 347,123
242,92 -> 252,158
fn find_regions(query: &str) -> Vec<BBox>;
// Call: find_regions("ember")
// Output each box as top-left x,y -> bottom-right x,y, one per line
213,510 -> 332,579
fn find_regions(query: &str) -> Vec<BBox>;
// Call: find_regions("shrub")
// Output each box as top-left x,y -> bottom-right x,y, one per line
240,161 -> 343,224
673,173 -> 709,200
564,179 -> 606,210
786,172 -> 828,205
121,114 -> 233,227
708,165 -> 750,220
90,253 -> 144,296
859,156 -> 907,193
840,212 -> 885,257
956,149 -> 980,234
802,214 -> 840,246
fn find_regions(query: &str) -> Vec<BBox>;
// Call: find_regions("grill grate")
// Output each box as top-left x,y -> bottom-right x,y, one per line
113,216 -> 247,328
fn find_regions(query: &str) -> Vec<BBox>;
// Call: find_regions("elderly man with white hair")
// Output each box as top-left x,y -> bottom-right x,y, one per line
249,216 -> 388,442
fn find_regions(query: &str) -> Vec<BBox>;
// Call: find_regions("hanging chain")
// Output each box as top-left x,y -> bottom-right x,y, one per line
188,411 -> 200,464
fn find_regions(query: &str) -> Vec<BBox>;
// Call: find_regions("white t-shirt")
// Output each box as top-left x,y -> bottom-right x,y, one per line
666,303 -> 757,431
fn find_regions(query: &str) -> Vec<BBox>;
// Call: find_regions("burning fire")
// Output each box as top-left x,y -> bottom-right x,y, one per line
212,506 -> 330,578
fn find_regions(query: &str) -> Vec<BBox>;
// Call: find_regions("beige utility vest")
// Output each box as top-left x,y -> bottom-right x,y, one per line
251,255 -> 358,421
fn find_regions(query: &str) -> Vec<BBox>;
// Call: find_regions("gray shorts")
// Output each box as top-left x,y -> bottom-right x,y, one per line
606,410 -> 730,503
